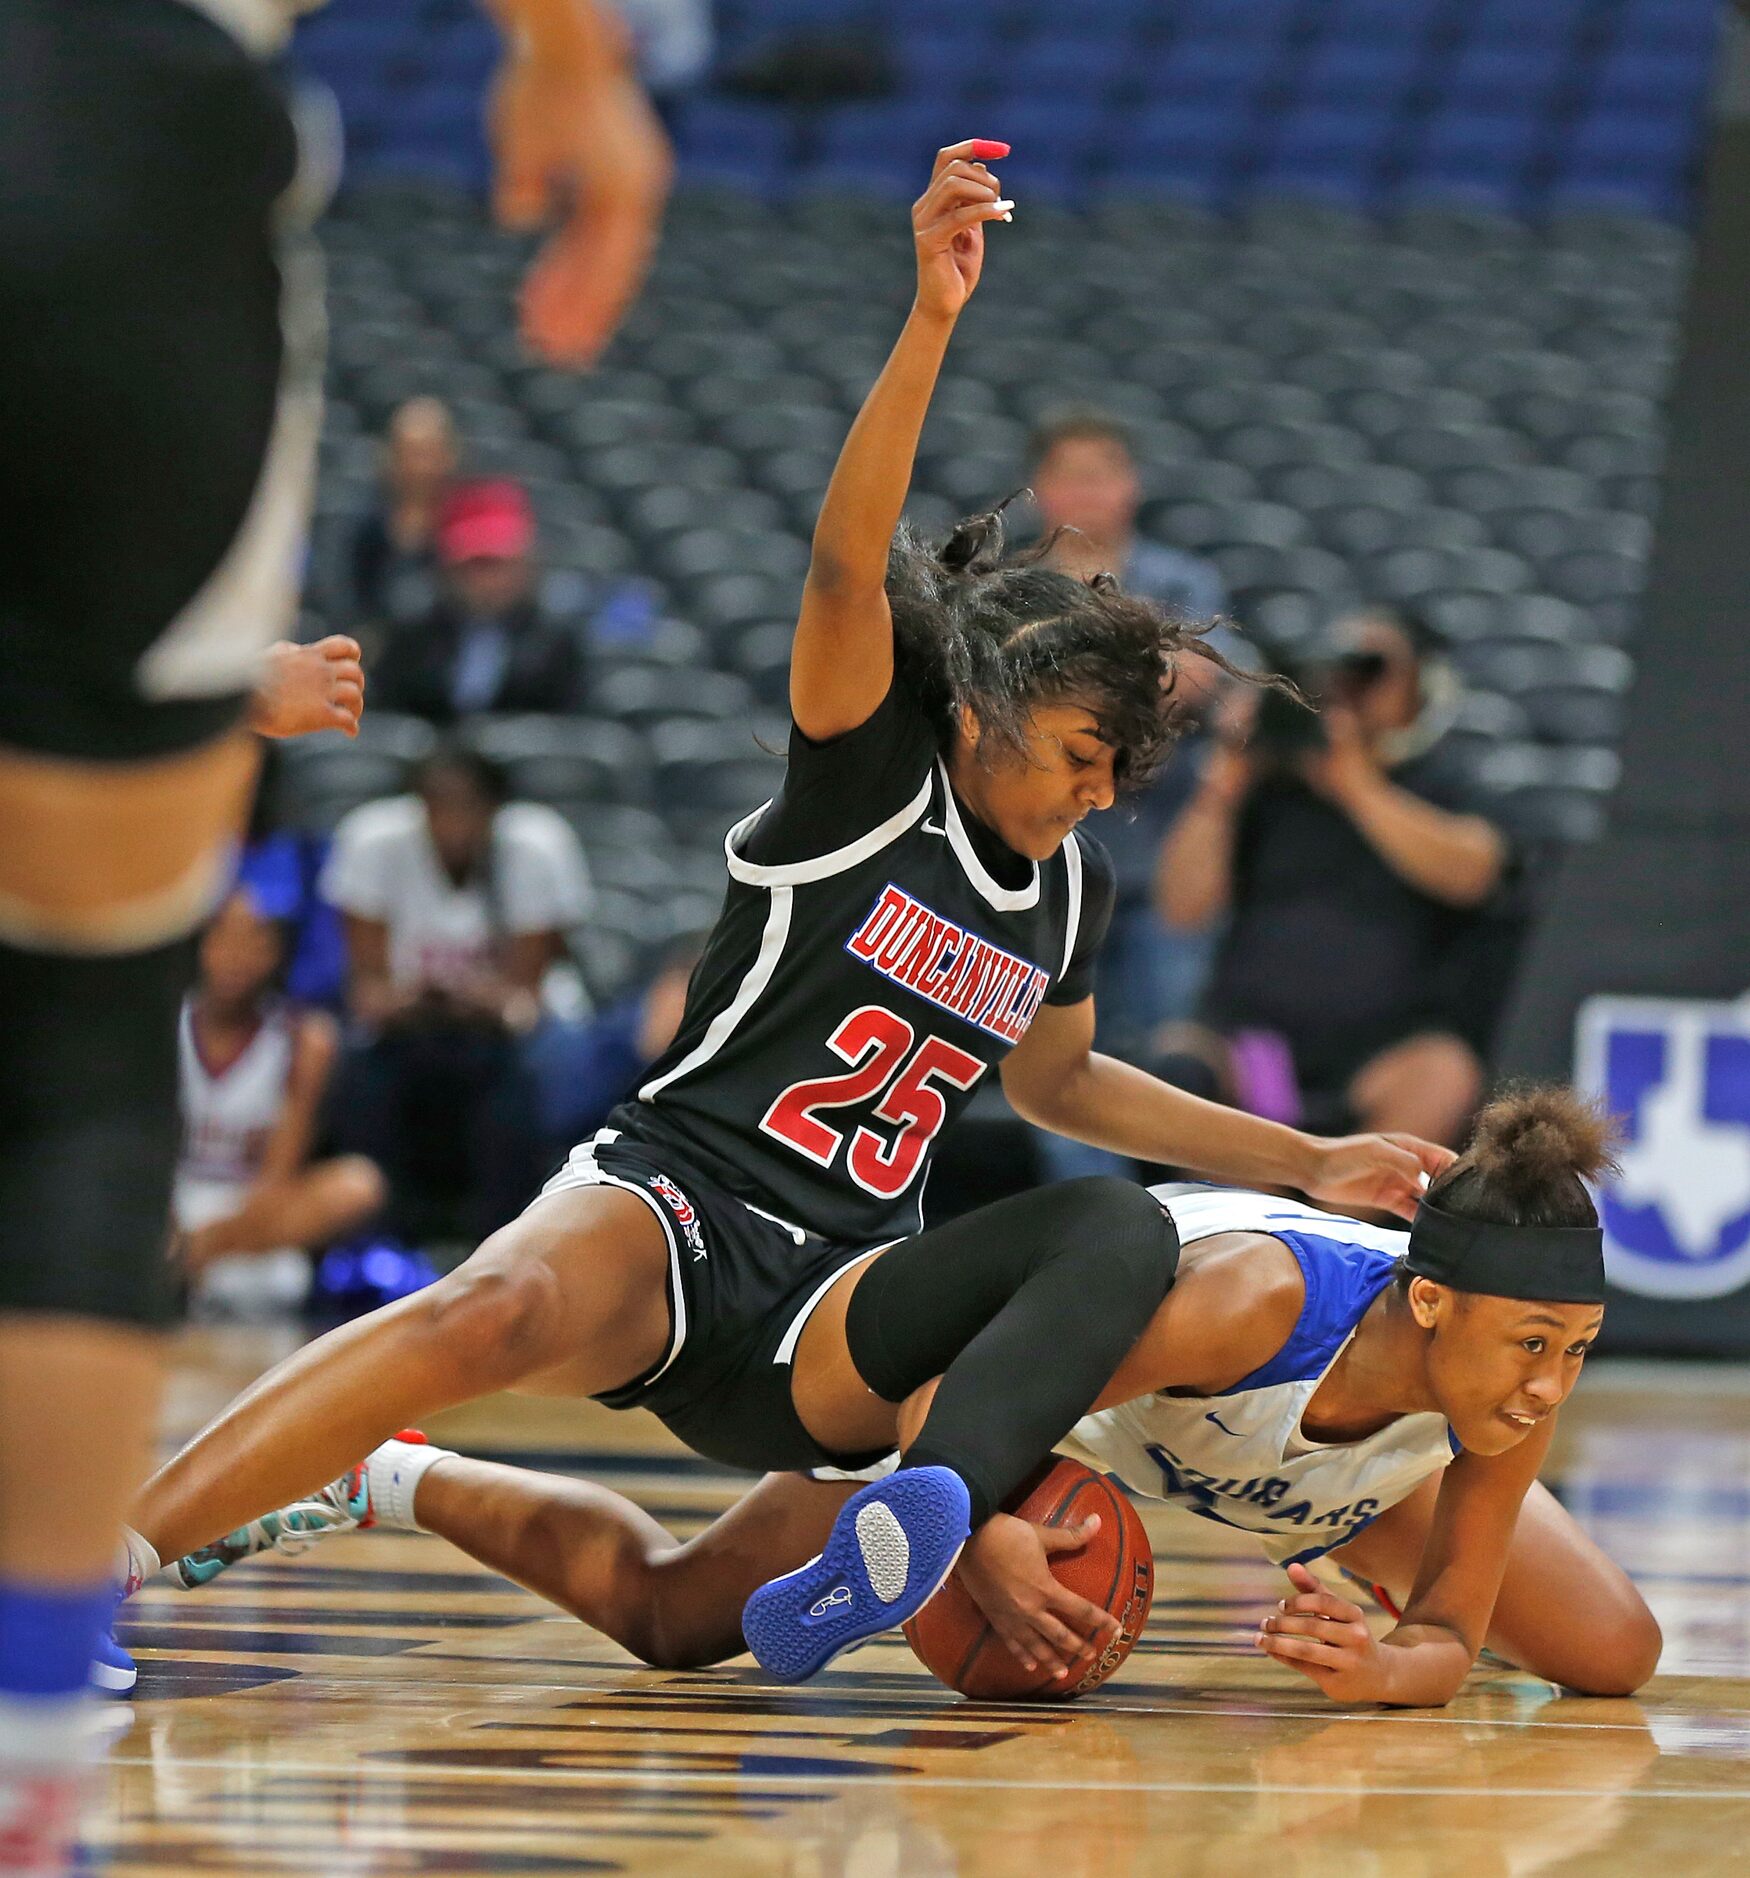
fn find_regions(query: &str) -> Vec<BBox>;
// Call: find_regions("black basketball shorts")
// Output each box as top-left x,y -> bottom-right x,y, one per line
0,0 -> 330,763
540,1128 -> 901,1476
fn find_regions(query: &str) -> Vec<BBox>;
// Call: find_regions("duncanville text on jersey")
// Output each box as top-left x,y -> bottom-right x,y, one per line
846,883 -> 1051,1047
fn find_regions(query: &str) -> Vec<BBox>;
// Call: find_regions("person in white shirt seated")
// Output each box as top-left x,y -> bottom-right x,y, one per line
320,743 -> 594,1241
174,886 -> 385,1317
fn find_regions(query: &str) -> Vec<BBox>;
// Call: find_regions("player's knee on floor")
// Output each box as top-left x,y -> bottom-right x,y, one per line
570,1547 -> 743,1672
635,1589 -> 747,1672
1565,1597 -> 1662,1696
0,936 -> 191,1327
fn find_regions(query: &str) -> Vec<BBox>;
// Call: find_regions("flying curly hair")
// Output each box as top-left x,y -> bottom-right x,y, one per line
884,498 -> 1263,793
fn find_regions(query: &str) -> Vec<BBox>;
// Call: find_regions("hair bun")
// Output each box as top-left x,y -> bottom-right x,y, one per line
1462,1084 -> 1619,1208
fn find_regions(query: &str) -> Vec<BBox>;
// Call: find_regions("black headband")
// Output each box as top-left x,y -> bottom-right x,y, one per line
1404,1198 -> 1607,1305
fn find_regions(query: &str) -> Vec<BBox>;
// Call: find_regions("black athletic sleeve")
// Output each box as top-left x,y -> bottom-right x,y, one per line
1047,830 -> 1117,1006
740,669 -> 942,866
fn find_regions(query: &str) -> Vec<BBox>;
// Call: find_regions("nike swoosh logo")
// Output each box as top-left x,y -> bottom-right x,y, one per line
920,820 -> 947,837
1205,1412 -> 1245,1437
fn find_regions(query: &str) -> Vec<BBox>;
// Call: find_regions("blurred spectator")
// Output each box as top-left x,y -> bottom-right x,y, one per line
236,823 -> 349,1012
1031,407 -> 1227,620
322,744 -> 593,1240
348,396 -> 459,640
529,931 -> 704,1147
174,887 -> 385,1317
372,480 -> 585,723
236,746 -> 349,1012
1031,408 -> 1235,1059
1157,606 -> 1517,1148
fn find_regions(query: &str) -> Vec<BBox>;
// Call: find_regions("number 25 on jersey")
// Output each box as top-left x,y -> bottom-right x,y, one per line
761,1005 -> 985,1200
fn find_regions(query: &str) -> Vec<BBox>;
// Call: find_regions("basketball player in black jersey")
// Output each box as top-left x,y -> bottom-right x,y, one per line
117,143 -> 1450,1689
0,1 -> 665,1863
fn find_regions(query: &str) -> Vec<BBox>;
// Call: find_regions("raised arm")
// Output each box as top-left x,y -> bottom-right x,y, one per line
790,140 -> 1013,741
1156,744 -> 1250,929
483,0 -> 672,367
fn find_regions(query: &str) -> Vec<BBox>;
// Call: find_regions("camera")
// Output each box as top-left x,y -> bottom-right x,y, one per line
1245,646 -> 1393,768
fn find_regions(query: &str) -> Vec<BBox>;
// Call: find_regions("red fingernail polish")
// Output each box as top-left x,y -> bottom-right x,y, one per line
971,140 -> 1010,160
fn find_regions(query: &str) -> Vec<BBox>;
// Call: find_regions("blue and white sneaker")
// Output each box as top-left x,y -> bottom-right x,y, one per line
741,1466 -> 971,1683
90,1597 -> 137,1696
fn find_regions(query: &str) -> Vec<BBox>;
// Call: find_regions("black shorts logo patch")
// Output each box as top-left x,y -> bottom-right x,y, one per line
649,1174 -> 707,1261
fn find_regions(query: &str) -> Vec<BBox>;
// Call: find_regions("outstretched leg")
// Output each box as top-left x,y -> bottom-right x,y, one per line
133,1185 -> 673,1565
413,1461 -> 850,1669
165,1450 -> 851,1672
1332,1476 -> 1662,1696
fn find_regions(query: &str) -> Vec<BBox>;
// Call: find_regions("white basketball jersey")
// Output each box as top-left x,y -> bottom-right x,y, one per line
175,999 -> 296,1221
1059,1188 -> 1457,1565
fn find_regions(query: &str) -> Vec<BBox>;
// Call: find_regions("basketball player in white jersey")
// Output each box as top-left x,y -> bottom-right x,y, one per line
173,887 -> 384,1312
0,1 -> 653,1862
170,1086 -> 1660,1706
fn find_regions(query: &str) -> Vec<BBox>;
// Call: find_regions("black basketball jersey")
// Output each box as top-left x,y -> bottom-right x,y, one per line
610,674 -> 1116,1244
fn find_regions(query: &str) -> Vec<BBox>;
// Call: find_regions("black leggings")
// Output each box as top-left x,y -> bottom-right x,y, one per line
844,1177 -> 1178,1525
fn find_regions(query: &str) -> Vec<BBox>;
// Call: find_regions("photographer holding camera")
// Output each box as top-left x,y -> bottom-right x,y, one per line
1155,605 -> 1513,1148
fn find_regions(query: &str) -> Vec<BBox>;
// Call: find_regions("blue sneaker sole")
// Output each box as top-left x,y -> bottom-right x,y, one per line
90,1647 -> 137,1696
741,1467 -> 971,1683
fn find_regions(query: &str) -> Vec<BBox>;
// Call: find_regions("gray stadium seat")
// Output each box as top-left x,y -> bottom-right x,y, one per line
275,739 -> 419,833
650,719 -> 785,815
464,715 -> 653,808
593,664 -> 754,732
301,181 -> 1678,855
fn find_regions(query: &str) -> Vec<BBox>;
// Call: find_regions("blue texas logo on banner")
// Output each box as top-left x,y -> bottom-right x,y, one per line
1576,996 -> 1750,1301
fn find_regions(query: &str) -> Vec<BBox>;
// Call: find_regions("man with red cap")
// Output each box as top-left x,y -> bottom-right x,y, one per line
372,480 -> 585,724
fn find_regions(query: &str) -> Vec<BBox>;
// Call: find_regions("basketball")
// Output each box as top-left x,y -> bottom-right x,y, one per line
904,1457 -> 1154,1701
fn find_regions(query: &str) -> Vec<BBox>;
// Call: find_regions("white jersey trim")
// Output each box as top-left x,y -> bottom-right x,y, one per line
1060,833 -> 1085,979
721,773 -> 934,889
772,1243 -> 894,1366
638,884 -> 795,1101
939,762 -> 1042,912
168,0 -> 296,56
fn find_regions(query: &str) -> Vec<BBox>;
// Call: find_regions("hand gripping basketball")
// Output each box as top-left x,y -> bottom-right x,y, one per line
905,1459 -> 1155,1701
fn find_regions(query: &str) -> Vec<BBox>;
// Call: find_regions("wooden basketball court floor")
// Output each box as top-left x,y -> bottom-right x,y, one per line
88,1326 -> 1750,1875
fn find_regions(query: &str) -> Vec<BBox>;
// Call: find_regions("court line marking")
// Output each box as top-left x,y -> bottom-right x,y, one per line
107,1758 -> 1750,1800
127,1662 -> 1739,1734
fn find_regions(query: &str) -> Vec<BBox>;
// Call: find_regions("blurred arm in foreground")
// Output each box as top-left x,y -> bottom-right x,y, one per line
486,0 -> 674,368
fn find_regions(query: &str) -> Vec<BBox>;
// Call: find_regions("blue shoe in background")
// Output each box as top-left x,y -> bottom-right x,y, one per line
309,1240 -> 439,1322
91,1596 -> 137,1696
